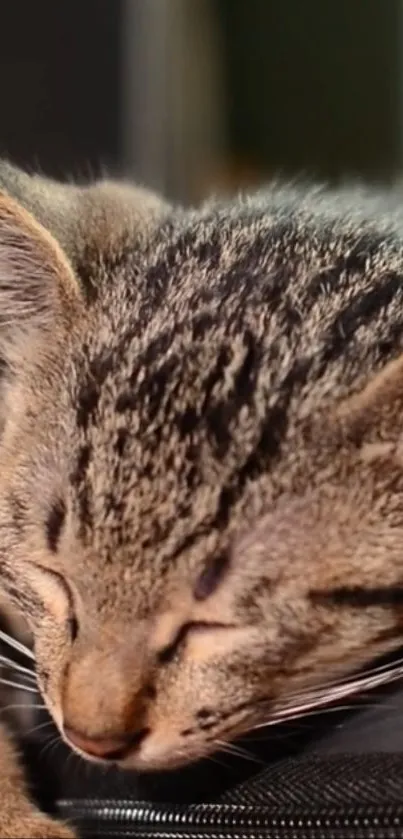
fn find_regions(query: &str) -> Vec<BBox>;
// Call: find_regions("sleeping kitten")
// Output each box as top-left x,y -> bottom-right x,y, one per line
0,163 -> 402,835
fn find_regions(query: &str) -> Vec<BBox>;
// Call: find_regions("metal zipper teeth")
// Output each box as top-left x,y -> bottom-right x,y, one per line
74,830 -> 403,839
75,832 -> 403,839
57,800 -> 403,839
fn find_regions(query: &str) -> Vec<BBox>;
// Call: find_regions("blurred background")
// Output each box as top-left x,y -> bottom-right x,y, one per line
0,0 -> 402,203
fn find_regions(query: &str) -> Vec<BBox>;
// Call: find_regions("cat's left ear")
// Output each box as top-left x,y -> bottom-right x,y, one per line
229,355 -> 403,593
334,353 -> 403,449
232,354 -> 403,547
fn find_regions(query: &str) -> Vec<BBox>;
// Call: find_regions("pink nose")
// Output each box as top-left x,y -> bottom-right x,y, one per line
64,725 -> 148,760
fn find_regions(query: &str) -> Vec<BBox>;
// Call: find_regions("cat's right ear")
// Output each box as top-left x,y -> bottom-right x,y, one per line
0,189 -> 82,372
0,161 -> 171,293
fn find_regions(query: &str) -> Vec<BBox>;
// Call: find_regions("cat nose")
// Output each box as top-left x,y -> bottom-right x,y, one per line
64,725 -> 149,760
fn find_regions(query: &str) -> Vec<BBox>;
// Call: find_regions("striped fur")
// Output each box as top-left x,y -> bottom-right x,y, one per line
0,165 -> 401,835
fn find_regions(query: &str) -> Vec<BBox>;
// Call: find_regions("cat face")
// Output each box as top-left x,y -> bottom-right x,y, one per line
0,166 -> 402,770
9,404 -> 403,771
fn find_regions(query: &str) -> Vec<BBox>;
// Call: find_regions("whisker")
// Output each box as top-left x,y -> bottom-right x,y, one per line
279,661 -> 403,711
283,654 -> 403,705
40,733 -> 63,760
0,702 -> 46,714
319,665 -> 403,699
253,703 -> 342,731
44,739 -> 63,764
6,702 -> 44,709
215,739 -> 263,764
64,747 -> 82,777
205,751 -> 234,771
26,718 -> 55,737
0,676 -> 38,694
0,629 -> 34,661
0,654 -> 36,680
10,673 -> 37,685
260,664 -> 403,729
254,701 -> 379,731
250,706 -> 346,734
344,654 -> 403,682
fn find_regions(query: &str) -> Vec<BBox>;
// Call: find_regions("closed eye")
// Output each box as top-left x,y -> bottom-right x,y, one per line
26,563 -> 79,642
46,570 -> 79,642
157,621 -> 234,664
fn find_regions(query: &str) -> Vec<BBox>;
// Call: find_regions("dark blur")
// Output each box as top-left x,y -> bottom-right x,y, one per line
0,0 -> 402,202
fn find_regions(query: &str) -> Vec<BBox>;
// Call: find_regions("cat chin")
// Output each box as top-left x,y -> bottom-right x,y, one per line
117,717 -> 260,772
116,735 -> 215,772
58,729 -> 208,771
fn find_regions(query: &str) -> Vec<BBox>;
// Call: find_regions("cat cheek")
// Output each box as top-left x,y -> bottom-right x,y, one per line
185,625 -> 253,663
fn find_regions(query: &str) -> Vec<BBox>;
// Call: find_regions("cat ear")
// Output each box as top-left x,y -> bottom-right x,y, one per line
0,189 -> 82,370
0,160 -> 171,294
229,357 -> 403,595
334,354 -> 403,448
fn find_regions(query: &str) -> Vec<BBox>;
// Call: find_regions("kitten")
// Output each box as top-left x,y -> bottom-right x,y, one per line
0,163 -> 402,835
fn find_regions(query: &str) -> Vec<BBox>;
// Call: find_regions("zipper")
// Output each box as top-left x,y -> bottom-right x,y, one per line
57,800 -> 403,838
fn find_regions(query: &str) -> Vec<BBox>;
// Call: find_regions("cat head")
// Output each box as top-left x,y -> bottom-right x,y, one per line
0,163 -> 402,770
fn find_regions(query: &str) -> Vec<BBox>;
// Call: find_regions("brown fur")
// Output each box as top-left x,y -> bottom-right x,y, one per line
0,163 -> 402,832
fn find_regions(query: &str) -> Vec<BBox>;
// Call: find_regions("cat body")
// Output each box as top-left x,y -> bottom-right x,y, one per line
0,164 -> 402,834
